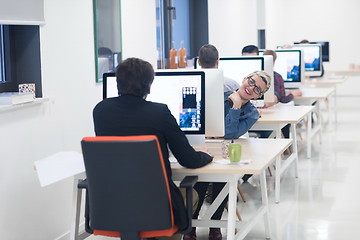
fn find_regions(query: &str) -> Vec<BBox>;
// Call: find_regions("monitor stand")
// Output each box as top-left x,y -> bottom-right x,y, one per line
186,134 -> 205,145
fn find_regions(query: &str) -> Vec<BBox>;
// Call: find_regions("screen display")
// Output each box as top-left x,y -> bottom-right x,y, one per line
217,57 -> 264,84
274,50 -> 301,83
292,44 -> 321,71
148,72 -> 205,133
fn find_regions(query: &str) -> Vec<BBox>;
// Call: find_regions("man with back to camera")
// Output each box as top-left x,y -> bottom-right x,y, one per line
241,45 -> 259,56
197,44 -> 239,92
93,57 -> 213,240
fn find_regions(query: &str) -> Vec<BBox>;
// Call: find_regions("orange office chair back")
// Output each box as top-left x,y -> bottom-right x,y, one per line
80,135 -> 178,240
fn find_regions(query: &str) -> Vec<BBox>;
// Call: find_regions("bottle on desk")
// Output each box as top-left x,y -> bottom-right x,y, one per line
178,40 -> 187,68
169,41 -> 178,69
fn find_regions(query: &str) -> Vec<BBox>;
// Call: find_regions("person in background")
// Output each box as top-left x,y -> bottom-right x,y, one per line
241,45 -> 259,56
197,44 -> 240,92
93,57 -> 213,240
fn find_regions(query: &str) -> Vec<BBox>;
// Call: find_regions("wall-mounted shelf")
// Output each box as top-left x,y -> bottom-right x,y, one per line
0,98 -> 49,113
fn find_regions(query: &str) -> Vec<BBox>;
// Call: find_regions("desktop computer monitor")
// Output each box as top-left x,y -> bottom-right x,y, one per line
212,56 -> 275,104
292,44 -> 323,77
103,72 -> 117,99
260,49 -> 305,88
157,69 -> 225,138
103,71 -> 206,144
151,71 -> 206,144
294,41 -> 329,62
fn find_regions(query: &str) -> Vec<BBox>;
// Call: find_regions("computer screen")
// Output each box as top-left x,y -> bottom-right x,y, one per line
213,56 -> 274,103
103,72 -> 117,99
260,49 -> 305,88
148,71 -> 205,134
294,41 -> 329,62
103,71 -> 206,143
292,44 -> 322,77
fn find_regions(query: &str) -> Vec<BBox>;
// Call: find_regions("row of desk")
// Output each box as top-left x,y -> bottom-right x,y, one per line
35,75 -> 346,240
171,76 -> 344,240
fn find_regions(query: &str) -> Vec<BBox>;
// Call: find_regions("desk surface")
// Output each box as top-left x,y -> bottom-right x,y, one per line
295,87 -> 335,100
171,138 -> 292,175
257,105 -> 315,124
304,76 -> 347,85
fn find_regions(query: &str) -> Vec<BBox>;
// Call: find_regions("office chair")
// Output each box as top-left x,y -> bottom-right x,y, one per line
77,135 -> 198,240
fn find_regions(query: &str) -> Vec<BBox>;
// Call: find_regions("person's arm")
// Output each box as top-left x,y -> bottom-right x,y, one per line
224,101 -> 259,139
274,72 -> 300,103
161,105 -> 213,168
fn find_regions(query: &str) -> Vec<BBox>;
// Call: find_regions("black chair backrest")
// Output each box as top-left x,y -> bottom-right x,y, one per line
81,136 -> 173,233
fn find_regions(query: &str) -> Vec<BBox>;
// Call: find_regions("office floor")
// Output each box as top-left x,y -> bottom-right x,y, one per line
88,97 -> 360,240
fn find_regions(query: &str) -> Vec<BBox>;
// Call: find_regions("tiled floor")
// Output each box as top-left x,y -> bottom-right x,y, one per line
89,97 -> 360,240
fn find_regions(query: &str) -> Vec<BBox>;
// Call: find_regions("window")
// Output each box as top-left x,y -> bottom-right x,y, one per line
156,0 -> 209,69
93,0 -> 122,82
0,25 -> 42,97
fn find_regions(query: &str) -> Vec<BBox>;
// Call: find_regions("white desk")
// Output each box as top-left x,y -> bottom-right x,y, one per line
35,138 -> 292,240
172,138 -> 292,240
304,76 -> 347,123
250,104 -> 316,203
294,87 -> 336,128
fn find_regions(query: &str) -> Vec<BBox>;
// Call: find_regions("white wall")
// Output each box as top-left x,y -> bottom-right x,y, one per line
208,0 -> 258,56
0,0 -> 157,239
121,0 -> 157,67
265,0 -> 360,71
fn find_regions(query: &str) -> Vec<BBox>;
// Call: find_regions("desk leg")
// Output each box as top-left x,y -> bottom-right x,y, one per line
226,177 -> 238,240
290,123 -> 299,178
275,155 -> 281,204
316,102 -> 322,144
260,171 -> 271,239
307,111 -> 312,159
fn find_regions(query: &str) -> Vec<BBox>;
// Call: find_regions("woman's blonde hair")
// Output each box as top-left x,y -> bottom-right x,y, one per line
245,70 -> 271,96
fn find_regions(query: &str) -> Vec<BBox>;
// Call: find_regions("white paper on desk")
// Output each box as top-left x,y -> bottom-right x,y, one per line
34,151 -> 85,187
214,159 -> 252,165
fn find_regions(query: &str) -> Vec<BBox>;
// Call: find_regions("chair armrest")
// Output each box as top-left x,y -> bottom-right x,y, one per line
178,175 -> 198,234
179,176 -> 198,189
78,179 -> 88,189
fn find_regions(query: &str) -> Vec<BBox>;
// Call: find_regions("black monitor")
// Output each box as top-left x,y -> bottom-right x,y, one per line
102,72 -> 117,99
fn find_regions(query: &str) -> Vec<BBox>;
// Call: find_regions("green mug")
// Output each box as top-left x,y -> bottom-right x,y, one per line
228,144 -> 242,163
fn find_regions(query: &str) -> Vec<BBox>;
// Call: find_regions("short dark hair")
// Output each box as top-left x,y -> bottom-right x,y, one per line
116,58 -> 154,97
198,44 -> 219,68
241,45 -> 259,55
299,39 -> 310,44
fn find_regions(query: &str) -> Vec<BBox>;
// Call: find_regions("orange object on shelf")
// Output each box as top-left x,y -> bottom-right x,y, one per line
178,41 -> 186,68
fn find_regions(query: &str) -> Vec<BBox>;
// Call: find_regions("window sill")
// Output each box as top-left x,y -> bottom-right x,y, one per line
0,97 -> 49,113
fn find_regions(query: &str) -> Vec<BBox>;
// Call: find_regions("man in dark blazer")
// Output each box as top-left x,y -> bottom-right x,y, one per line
93,57 -> 213,238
